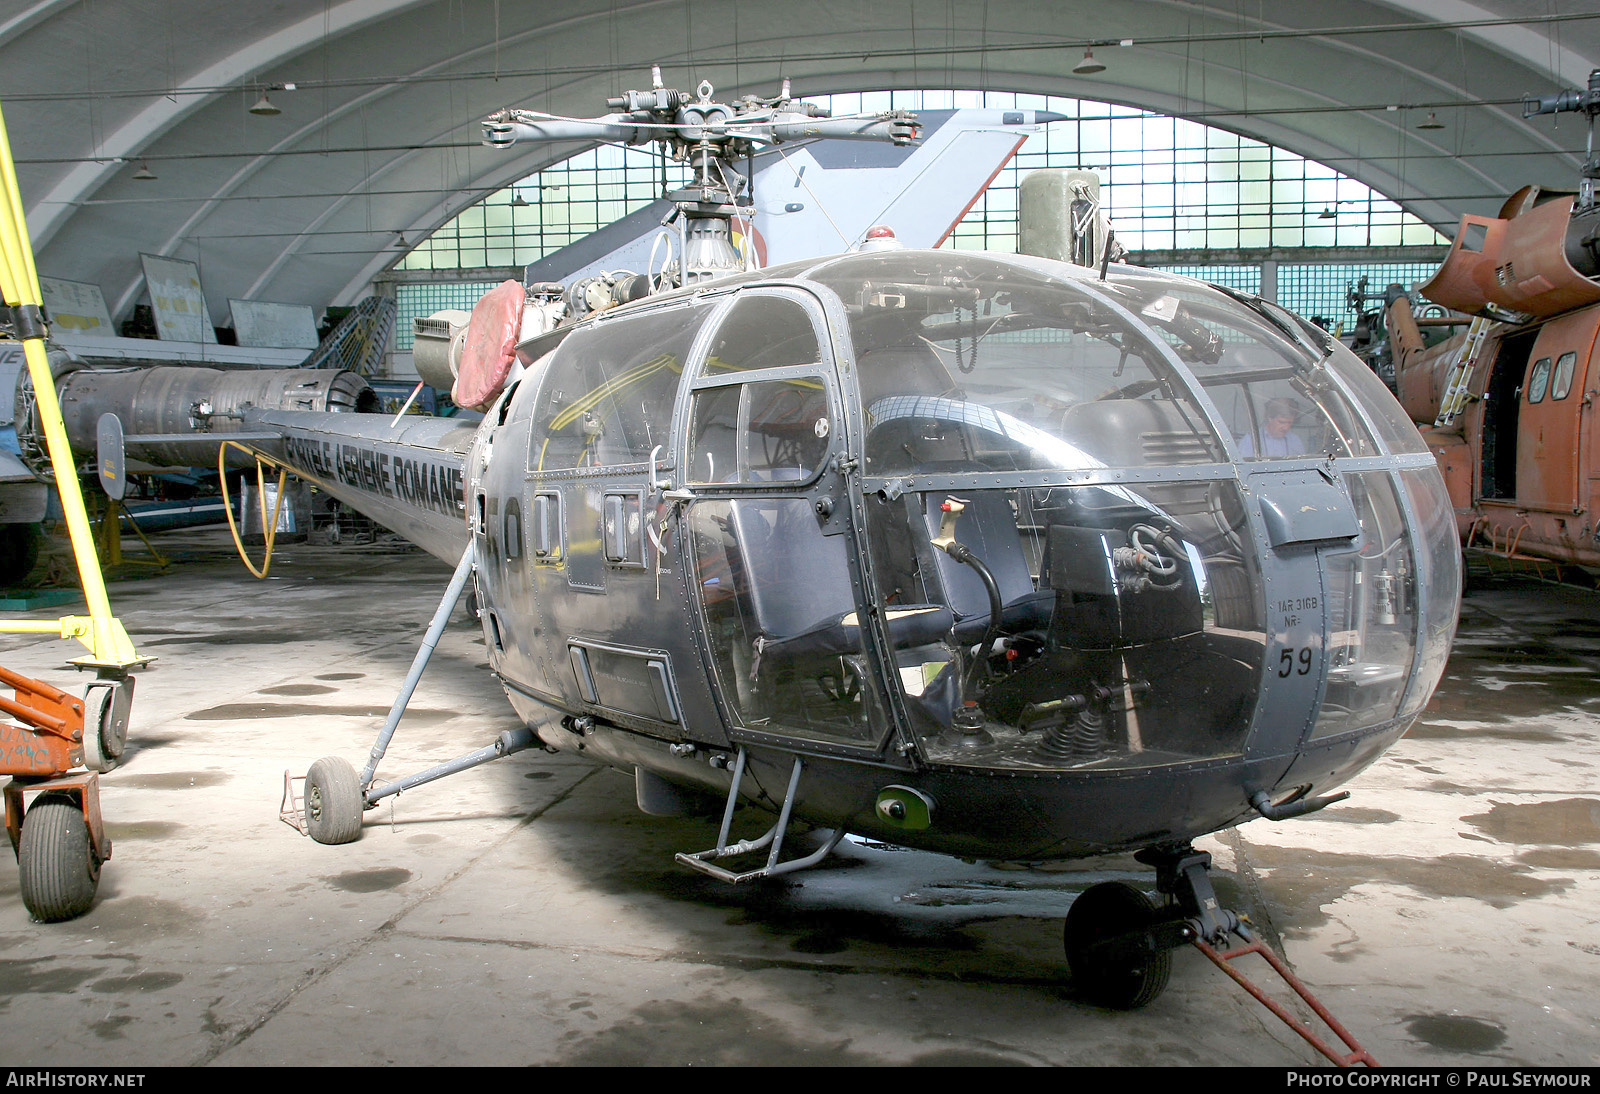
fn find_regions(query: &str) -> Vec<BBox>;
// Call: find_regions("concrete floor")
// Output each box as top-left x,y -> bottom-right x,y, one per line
0,531 -> 1595,1067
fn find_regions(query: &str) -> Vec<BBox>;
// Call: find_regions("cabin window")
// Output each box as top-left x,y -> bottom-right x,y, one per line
532,492 -> 563,561
864,478 -> 1268,770
689,376 -> 831,485
530,303 -> 712,471
1312,471 -> 1418,740
687,497 -> 881,746
1527,357 -> 1552,403
705,295 -> 822,374
1551,352 -> 1578,401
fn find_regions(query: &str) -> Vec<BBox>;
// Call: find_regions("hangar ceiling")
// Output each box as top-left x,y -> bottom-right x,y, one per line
2,0 -> 1597,327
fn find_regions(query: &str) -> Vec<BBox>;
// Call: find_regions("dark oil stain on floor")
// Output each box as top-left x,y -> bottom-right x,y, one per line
1243,847 -> 1569,931
1299,807 -> 1402,825
1517,847 -> 1600,869
185,702 -> 454,725
85,896 -> 205,938
560,998 -> 886,1066
105,820 -> 183,840
1404,1013 -> 1507,1054
327,867 -> 413,893
111,771 -> 230,790
90,1015 -> 134,1041
1405,721 -> 1566,743
138,629 -> 312,648
316,672 -> 366,681
90,971 -> 183,993
259,683 -> 339,696
906,1049 -> 1031,1066
0,959 -> 103,999
1462,798 -> 1600,846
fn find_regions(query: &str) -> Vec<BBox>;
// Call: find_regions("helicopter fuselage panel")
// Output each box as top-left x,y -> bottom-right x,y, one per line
221,249 -> 1456,862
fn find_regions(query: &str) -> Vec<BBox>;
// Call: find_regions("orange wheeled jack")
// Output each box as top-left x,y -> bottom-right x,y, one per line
0,666 -> 130,920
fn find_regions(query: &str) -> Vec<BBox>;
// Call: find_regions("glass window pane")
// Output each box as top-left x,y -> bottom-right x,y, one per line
807,252 -> 1224,474
689,497 -> 879,745
531,304 -> 710,470
1528,358 -> 1552,403
1552,352 -> 1577,400
706,295 -> 822,375
1098,272 -> 1381,460
1312,471 -> 1418,740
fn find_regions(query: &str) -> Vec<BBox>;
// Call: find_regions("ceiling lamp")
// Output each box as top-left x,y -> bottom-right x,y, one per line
394,232 -> 408,248
1073,48 -> 1106,75
131,161 -> 157,181
249,93 -> 282,117
1318,207 -> 1337,219
510,191 -> 530,207
1417,112 -> 1445,130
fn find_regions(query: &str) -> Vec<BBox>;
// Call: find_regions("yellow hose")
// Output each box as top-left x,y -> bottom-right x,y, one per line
217,441 -> 288,579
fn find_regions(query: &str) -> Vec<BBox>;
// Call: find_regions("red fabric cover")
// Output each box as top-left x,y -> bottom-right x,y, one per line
451,279 -> 524,411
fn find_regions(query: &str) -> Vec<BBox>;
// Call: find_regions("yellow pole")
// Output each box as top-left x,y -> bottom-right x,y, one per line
0,98 -> 138,667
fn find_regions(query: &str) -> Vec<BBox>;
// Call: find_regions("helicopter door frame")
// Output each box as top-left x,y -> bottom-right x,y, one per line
671,285 -> 916,767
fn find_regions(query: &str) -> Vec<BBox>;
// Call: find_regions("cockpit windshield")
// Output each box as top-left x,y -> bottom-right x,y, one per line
767,251 -> 1446,777
1092,271 -> 1381,460
806,252 -> 1225,473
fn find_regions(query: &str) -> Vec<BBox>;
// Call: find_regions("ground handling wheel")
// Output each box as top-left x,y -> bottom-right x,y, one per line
1064,880 -> 1173,1009
18,791 -> 101,922
304,756 -> 364,845
81,677 -> 132,775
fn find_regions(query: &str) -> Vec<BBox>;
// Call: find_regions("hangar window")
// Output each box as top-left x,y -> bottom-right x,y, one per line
393,90 -> 1447,347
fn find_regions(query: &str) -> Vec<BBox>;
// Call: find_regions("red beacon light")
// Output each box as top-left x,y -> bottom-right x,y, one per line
855,224 -> 905,252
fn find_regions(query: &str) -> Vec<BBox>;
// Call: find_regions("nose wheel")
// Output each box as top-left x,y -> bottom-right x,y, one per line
1063,844 -> 1380,1066
1064,881 -> 1173,1009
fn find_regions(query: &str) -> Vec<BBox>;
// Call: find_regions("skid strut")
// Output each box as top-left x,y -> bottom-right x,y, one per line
1142,845 -> 1378,1067
675,747 -> 844,883
359,541 -> 478,794
288,541 -> 540,841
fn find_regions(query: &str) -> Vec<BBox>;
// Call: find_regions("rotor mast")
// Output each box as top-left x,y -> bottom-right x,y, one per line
1524,68 -> 1600,210
481,67 -> 919,285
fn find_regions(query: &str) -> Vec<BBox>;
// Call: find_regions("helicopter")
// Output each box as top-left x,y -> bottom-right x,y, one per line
42,73 -> 1458,1044
1349,69 -> 1600,577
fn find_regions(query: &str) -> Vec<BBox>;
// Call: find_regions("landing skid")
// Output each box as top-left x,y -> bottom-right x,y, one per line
674,747 -> 846,883
1066,845 -> 1378,1067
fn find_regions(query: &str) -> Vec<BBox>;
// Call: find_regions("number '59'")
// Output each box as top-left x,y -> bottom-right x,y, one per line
1278,647 -> 1313,677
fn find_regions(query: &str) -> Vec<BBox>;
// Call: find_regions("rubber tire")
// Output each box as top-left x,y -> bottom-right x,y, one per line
305,756 -> 363,845
82,687 -> 127,773
18,792 -> 101,922
1064,881 -> 1172,1009
83,721 -> 111,773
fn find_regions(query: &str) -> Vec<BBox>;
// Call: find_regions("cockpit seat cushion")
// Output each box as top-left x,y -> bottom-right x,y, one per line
723,496 -> 956,669
452,279 -> 525,412
753,603 -> 956,668
915,474 -> 1055,640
